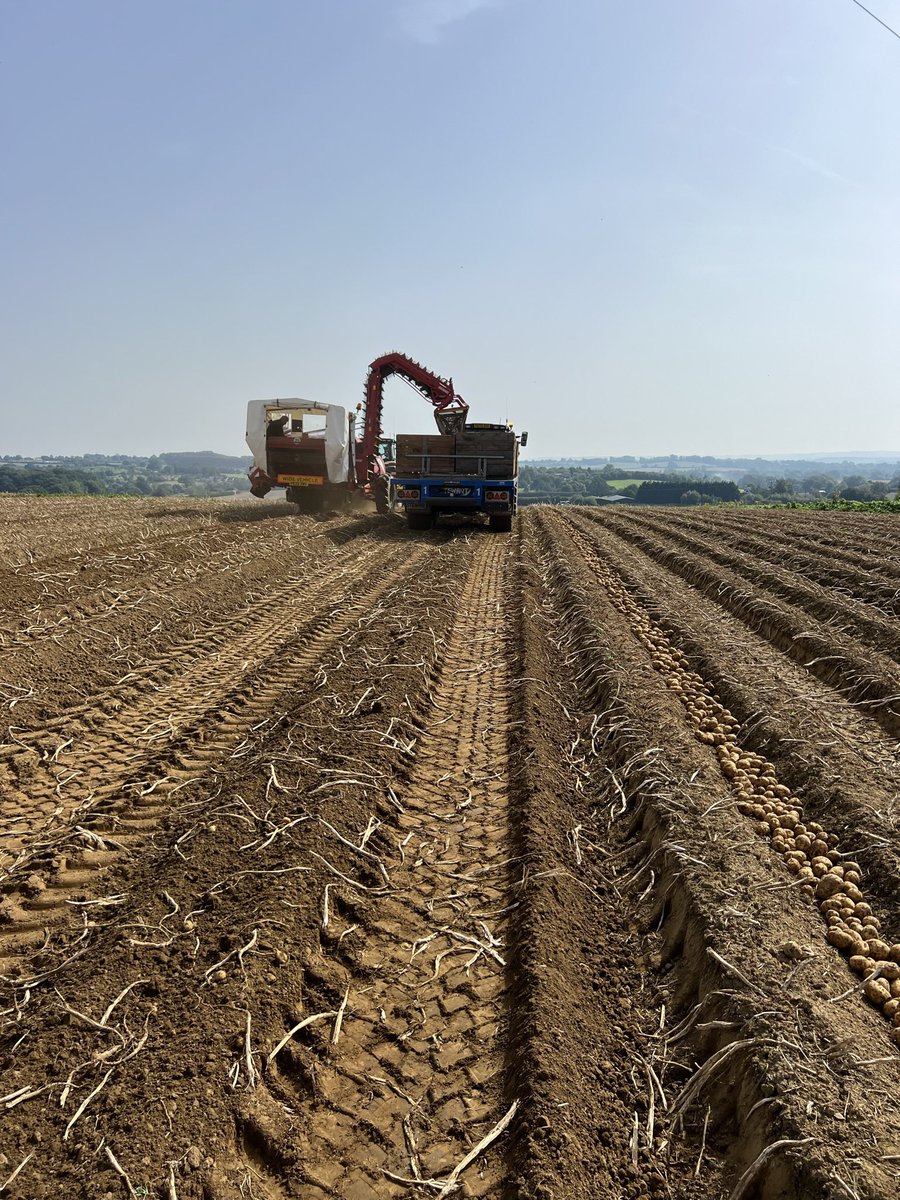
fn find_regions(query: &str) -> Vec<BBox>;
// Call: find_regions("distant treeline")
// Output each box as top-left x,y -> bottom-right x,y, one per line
519,464 -> 897,505
518,465 -> 618,497
518,466 -> 741,504
529,454 -> 900,477
0,453 -> 251,497
0,467 -> 117,494
634,479 -> 740,504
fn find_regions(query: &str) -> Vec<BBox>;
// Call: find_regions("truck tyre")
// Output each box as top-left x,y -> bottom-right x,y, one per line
374,475 -> 391,514
488,513 -> 513,532
406,510 -> 434,531
289,487 -> 324,515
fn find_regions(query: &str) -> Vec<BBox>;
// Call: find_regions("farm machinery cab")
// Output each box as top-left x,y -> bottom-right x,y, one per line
246,399 -> 359,513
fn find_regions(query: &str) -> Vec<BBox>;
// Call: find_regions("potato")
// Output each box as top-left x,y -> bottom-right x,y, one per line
884,999 -> 900,1019
827,927 -> 855,950
815,873 -> 845,900
876,961 -> 900,982
864,978 -> 892,1006
867,939 -> 892,960
849,953 -> 872,973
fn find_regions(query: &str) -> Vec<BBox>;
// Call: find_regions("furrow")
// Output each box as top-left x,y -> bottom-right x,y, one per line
529,508 -> 900,1199
606,509 -> 900,656
576,509 -> 900,739
652,511 -> 900,614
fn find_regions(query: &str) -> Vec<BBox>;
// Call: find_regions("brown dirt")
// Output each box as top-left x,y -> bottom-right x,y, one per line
1,497 -> 899,1200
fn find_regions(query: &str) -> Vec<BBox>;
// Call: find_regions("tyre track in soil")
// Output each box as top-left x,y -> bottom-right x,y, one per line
616,509 -> 900,645
0,527 -> 477,1200
535,510 -> 900,1199
245,536 -> 515,1200
0,537 -> 431,971
0,520 -> 306,654
645,512 -> 900,616
0,501 -> 209,572
584,508 -> 900,740
0,527 -> 385,820
0,517 -> 369,727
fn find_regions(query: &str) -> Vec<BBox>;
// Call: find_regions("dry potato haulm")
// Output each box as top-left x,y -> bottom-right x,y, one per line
1,493 -> 900,1200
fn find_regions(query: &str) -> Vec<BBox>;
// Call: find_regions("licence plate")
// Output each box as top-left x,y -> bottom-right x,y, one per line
276,474 -> 324,486
443,487 -> 472,496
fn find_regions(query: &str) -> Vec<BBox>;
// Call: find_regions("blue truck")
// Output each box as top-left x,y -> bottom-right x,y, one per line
393,424 -> 525,532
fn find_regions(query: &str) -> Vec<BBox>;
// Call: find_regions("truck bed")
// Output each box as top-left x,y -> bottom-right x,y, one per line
394,427 -> 519,529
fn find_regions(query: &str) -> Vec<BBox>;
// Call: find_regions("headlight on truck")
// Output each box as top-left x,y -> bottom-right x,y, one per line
398,487 -> 421,500
485,490 -> 509,502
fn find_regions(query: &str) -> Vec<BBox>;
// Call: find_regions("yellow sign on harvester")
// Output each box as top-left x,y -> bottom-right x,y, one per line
276,474 -> 324,486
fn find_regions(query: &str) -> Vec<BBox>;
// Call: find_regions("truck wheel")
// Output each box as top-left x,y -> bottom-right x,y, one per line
290,488 -> 324,515
488,514 -> 513,532
374,475 -> 391,514
406,510 -> 434,531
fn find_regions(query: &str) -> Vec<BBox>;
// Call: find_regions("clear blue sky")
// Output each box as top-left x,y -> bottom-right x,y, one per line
2,0 -> 899,458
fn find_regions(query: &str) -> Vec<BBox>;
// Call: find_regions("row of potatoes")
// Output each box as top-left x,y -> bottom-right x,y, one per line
576,533 -> 900,1043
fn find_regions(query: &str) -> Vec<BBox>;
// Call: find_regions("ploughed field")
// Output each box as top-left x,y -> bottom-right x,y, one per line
1,495 -> 899,1200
